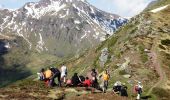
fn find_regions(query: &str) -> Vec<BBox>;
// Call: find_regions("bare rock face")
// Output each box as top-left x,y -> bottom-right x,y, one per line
99,48 -> 109,67
0,0 -> 127,57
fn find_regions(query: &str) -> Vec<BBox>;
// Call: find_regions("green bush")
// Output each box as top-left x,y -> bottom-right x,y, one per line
108,36 -> 118,47
119,70 -> 127,75
161,39 -> 170,46
138,45 -> 148,63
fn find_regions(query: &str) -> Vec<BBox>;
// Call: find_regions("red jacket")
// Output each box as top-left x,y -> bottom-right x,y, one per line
83,79 -> 91,87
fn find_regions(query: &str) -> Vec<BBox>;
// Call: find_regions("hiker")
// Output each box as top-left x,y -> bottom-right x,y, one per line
134,82 -> 143,100
91,69 -> 98,89
99,70 -> 110,93
50,67 -> 61,87
120,83 -> 128,97
71,73 -> 81,87
44,68 -> 53,86
61,64 -> 67,83
37,68 -> 45,81
83,77 -> 92,87
112,81 -> 122,95
79,75 -> 85,82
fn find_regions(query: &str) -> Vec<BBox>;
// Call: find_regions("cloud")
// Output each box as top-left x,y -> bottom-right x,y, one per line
88,0 -> 153,17
110,0 -> 152,17
0,0 -> 40,9
0,4 -> 5,9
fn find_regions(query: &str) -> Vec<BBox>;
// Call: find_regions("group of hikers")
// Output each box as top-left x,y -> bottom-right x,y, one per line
37,65 -> 143,100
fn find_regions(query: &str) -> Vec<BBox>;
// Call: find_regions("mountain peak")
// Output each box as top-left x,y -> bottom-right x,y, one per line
39,0 -> 86,3
0,0 -> 127,55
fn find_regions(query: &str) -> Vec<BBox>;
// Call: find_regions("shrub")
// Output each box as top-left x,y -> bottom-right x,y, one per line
119,70 -> 127,75
138,45 -> 148,63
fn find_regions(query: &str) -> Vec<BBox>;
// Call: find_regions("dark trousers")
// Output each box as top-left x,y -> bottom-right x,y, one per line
51,72 -> 61,87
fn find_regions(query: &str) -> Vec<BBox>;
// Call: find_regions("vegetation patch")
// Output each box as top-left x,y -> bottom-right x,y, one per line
119,70 -> 128,75
138,45 -> 148,63
152,87 -> 170,99
161,39 -> 170,46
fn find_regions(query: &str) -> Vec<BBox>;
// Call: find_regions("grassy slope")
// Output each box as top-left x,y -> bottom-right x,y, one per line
54,4 -> 170,99
0,35 -> 61,87
145,0 -> 170,11
1,1 -> 170,99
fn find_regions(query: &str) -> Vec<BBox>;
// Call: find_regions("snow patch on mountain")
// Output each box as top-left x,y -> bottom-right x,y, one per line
24,1 -> 66,19
36,33 -> 45,52
0,0 -> 128,54
150,5 -> 169,13
81,32 -> 87,39
74,20 -> 81,24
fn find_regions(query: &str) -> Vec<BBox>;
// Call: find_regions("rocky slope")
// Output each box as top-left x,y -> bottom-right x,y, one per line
0,0 -> 127,57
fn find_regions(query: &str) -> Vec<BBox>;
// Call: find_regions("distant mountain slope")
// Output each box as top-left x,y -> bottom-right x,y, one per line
0,0 -> 127,57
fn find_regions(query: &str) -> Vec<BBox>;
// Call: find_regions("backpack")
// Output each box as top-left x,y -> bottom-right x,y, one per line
135,85 -> 139,91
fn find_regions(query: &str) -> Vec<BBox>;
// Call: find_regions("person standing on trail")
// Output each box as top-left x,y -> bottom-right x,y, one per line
61,64 -> 67,83
100,70 -> 110,93
91,69 -> 98,89
134,82 -> 143,100
50,67 -> 61,87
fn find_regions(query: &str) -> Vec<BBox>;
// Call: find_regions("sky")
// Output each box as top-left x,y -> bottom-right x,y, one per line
0,0 -> 153,17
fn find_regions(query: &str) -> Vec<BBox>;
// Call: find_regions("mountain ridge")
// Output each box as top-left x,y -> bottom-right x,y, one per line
0,0 -> 127,56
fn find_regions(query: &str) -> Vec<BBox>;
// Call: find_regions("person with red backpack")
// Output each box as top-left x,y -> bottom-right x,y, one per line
134,82 -> 143,100
83,77 -> 92,87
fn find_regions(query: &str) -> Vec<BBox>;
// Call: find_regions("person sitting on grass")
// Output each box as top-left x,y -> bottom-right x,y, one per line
71,73 -> 81,87
120,83 -> 128,97
83,77 -> 92,88
66,79 -> 72,87
113,81 -> 122,95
